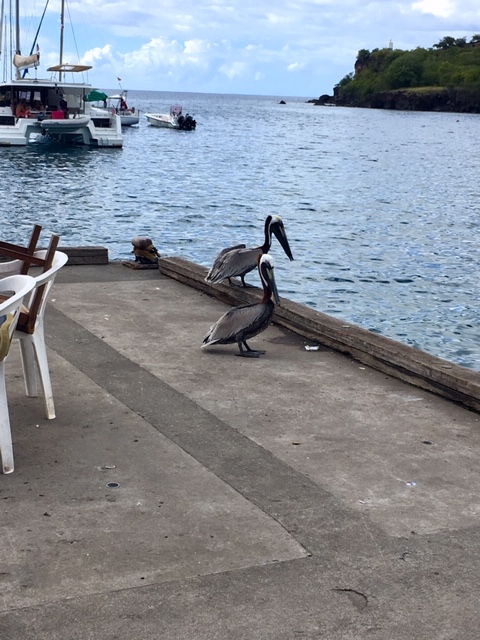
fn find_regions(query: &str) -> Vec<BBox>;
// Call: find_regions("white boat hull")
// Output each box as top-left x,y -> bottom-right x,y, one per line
119,113 -> 140,126
145,109 -> 196,130
145,113 -> 179,129
91,105 -> 140,127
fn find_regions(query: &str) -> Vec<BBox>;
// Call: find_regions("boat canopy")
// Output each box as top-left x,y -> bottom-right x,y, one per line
85,90 -> 109,102
47,64 -> 92,73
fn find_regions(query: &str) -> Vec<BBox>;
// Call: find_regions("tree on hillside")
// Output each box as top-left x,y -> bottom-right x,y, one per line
433,36 -> 456,50
357,49 -> 371,64
336,72 -> 354,88
355,49 -> 371,72
386,54 -> 424,88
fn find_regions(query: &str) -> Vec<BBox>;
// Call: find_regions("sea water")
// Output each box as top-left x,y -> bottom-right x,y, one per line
1,91 -> 478,369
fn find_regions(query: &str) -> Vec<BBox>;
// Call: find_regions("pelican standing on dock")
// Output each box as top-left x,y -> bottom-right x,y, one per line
202,254 -> 280,357
205,215 -> 294,287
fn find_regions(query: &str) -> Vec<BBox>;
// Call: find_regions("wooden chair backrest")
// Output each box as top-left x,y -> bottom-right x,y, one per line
0,224 -> 44,272
16,234 -> 61,334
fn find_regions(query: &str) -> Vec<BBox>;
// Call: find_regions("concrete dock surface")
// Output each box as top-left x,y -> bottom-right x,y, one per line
1,262 -> 480,639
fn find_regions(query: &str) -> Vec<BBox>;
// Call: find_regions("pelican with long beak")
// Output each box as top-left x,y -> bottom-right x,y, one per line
202,253 -> 280,357
205,215 -> 294,287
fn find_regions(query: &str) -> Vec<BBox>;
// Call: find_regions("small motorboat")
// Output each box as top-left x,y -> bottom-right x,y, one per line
88,89 -> 140,126
145,105 -> 196,130
107,92 -> 140,126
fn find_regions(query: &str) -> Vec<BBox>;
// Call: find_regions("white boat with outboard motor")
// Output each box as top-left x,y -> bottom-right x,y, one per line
145,105 -> 196,130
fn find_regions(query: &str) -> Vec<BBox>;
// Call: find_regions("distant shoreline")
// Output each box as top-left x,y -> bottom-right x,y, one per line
309,88 -> 480,114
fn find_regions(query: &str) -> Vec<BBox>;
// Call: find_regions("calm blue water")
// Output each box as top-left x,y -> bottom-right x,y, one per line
1,91 -> 479,370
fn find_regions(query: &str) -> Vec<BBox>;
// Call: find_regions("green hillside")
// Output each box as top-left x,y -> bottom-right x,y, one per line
332,35 -> 480,111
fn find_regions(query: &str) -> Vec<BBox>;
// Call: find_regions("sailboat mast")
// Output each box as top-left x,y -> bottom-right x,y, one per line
15,0 -> 21,78
0,0 -> 4,66
59,0 -> 65,81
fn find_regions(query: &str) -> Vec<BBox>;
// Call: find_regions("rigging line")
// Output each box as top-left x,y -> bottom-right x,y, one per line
66,0 -> 81,65
64,0 -> 88,82
22,0 -> 49,78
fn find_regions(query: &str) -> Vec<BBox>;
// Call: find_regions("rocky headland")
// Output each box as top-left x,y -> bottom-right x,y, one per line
308,88 -> 480,113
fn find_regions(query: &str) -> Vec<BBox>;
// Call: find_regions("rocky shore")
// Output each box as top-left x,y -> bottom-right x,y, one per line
309,87 -> 480,113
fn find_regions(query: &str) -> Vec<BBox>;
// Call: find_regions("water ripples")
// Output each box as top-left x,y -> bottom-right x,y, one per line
0,91 -> 479,369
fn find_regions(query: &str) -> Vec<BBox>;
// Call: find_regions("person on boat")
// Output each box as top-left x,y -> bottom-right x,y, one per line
16,99 -> 30,119
32,100 -> 46,120
120,97 -> 128,111
59,98 -> 68,118
32,100 -> 45,113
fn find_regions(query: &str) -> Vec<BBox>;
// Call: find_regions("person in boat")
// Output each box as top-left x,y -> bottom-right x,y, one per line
32,100 -> 46,121
59,98 -> 68,118
16,99 -> 30,119
32,100 -> 45,113
120,97 -> 128,111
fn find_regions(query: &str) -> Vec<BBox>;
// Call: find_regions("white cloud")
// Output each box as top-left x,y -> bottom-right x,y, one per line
412,0 -> 455,18
219,61 -> 247,78
31,0 -> 480,95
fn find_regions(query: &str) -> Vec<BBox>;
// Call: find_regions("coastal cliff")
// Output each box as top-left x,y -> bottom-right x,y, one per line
310,87 -> 480,113
312,36 -> 480,114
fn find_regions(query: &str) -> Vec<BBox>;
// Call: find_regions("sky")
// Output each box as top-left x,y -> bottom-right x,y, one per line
8,0 -> 480,97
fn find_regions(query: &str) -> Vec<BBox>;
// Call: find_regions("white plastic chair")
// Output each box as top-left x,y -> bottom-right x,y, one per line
14,249 -> 68,420
0,274 -> 36,474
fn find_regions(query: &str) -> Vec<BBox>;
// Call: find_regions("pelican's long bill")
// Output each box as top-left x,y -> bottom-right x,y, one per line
270,217 -> 294,262
259,254 -> 280,304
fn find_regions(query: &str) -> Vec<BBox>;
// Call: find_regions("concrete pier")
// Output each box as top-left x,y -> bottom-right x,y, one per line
1,259 -> 479,639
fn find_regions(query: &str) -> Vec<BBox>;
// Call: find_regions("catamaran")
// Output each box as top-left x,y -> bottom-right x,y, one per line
0,0 -> 123,147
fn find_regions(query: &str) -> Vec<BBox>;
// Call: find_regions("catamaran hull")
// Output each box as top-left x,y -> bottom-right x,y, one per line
0,79 -> 124,147
0,114 -> 123,147
0,116 -> 42,145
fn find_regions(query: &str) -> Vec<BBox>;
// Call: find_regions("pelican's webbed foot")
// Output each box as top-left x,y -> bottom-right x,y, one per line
235,341 -> 266,357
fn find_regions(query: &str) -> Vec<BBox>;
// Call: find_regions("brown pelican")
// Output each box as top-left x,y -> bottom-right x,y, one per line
204,215 -> 294,287
202,253 -> 279,357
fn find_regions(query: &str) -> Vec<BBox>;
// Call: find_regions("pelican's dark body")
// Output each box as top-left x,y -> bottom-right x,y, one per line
203,299 -> 275,347
202,254 -> 279,357
205,215 -> 293,287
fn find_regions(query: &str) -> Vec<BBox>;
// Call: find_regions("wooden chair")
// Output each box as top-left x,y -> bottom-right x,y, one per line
15,234 -> 60,334
0,224 -> 45,275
